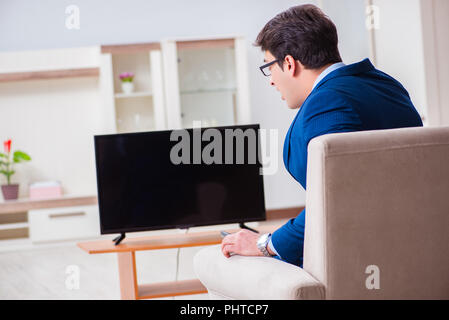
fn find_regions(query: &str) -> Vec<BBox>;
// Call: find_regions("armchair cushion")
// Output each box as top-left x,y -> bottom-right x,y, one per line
194,245 -> 325,300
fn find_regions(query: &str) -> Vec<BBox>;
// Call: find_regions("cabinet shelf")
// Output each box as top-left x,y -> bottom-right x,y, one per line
0,195 -> 97,215
137,279 -> 206,299
0,222 -> 28,231
101,42 -> 161,54
0,67 -> 100,82
114,91 -> 153,99
180,88 -> 236,95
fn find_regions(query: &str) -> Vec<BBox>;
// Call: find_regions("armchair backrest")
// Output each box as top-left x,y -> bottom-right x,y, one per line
304,126 -> 449,299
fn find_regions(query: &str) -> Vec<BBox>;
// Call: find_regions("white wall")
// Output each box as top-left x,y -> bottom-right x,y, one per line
369,0 -> 449,126
420,0 -> 449,126
433,0 -> 449,125
371,0 -> 427,122
322,0 -> 371,64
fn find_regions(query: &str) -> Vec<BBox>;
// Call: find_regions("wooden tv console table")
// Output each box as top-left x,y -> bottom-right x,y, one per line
77,223 -> 282,300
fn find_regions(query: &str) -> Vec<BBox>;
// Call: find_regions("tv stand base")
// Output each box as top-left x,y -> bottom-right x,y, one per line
113,233 -> 126,245
239,222 -> 259,233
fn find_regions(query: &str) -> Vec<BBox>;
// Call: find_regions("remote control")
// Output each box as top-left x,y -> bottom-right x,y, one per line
220,231 -> 230,238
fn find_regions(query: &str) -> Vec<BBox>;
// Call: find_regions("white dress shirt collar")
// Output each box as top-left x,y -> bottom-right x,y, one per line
312,62 -> 346,91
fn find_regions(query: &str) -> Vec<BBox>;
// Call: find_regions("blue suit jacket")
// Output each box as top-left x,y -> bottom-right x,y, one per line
271,58 -> 423,267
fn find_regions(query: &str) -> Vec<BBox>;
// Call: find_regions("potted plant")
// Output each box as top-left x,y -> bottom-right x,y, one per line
119,72 -> 135,94
0,139 -> 32,200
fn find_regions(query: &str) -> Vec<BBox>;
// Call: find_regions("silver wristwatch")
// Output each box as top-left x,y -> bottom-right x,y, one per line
257,233 -> 272,257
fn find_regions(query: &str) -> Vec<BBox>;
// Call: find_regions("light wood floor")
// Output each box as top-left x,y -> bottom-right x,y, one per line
0,220 -> 288,300
0,239 -> 209,300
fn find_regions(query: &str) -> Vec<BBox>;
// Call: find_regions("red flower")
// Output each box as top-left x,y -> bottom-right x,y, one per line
4,139 -> 11,154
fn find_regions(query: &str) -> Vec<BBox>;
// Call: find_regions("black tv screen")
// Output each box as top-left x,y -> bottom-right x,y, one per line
94,124 -> 266,234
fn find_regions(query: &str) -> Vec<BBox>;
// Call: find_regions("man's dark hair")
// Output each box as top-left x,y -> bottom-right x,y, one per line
255,4 -> 342,70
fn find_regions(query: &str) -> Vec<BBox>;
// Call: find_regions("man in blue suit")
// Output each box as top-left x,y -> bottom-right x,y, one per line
221,4 -> 423,267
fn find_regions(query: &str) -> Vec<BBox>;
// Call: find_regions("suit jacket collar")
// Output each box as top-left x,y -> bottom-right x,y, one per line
313,58 -> 375,92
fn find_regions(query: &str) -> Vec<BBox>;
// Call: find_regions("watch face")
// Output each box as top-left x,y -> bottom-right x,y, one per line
257,233 -> 269,247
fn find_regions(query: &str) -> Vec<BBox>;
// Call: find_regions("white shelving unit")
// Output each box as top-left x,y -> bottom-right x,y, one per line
100,36 -> 252,132
161,36 -> 251,129
0,36 -> 253,242
100,43 -> 166,133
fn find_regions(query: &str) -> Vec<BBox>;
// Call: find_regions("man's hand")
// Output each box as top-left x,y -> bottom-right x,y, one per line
221,229 -> 277,258
221,229 -> 262,258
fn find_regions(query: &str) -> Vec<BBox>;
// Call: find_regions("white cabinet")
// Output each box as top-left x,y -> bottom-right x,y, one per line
28,204 -> 100,243
161,36 -> 251,129
100,36 -> 251,133
0,36 -> 254,243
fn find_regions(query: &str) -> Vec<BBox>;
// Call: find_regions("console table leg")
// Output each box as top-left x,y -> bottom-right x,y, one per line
117,251 -> 138,300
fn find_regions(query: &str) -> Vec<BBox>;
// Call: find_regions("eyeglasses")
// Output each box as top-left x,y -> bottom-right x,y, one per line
259,59 -> 279,77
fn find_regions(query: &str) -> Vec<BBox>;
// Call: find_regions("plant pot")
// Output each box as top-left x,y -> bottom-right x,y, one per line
121,82 -> 134,94
1,183 -> 19,200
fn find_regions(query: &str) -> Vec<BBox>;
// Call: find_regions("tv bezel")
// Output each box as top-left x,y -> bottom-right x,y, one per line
94,124 -> 266,235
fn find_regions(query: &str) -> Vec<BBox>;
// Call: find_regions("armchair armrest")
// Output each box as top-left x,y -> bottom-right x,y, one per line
193,245 -> 325,300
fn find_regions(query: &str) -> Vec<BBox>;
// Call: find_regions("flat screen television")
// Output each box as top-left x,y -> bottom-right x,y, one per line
94,124 -> 266,242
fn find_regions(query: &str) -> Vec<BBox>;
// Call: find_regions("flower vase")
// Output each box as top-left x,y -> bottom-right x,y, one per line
1,183 -> 19,200
121,82 -> 134,94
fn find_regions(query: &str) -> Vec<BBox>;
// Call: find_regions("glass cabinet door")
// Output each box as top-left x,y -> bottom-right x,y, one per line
177,46 -> 237,128
162,37 -> 251,130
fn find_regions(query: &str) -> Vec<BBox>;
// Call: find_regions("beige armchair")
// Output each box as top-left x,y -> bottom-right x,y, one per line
194,126 -> 449,299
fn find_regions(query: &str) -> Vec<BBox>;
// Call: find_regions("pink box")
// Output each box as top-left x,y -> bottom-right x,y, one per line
29,185 -> 62,200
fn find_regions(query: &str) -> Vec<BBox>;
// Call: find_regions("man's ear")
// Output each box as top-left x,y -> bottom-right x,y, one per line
284,55 -> 299,77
